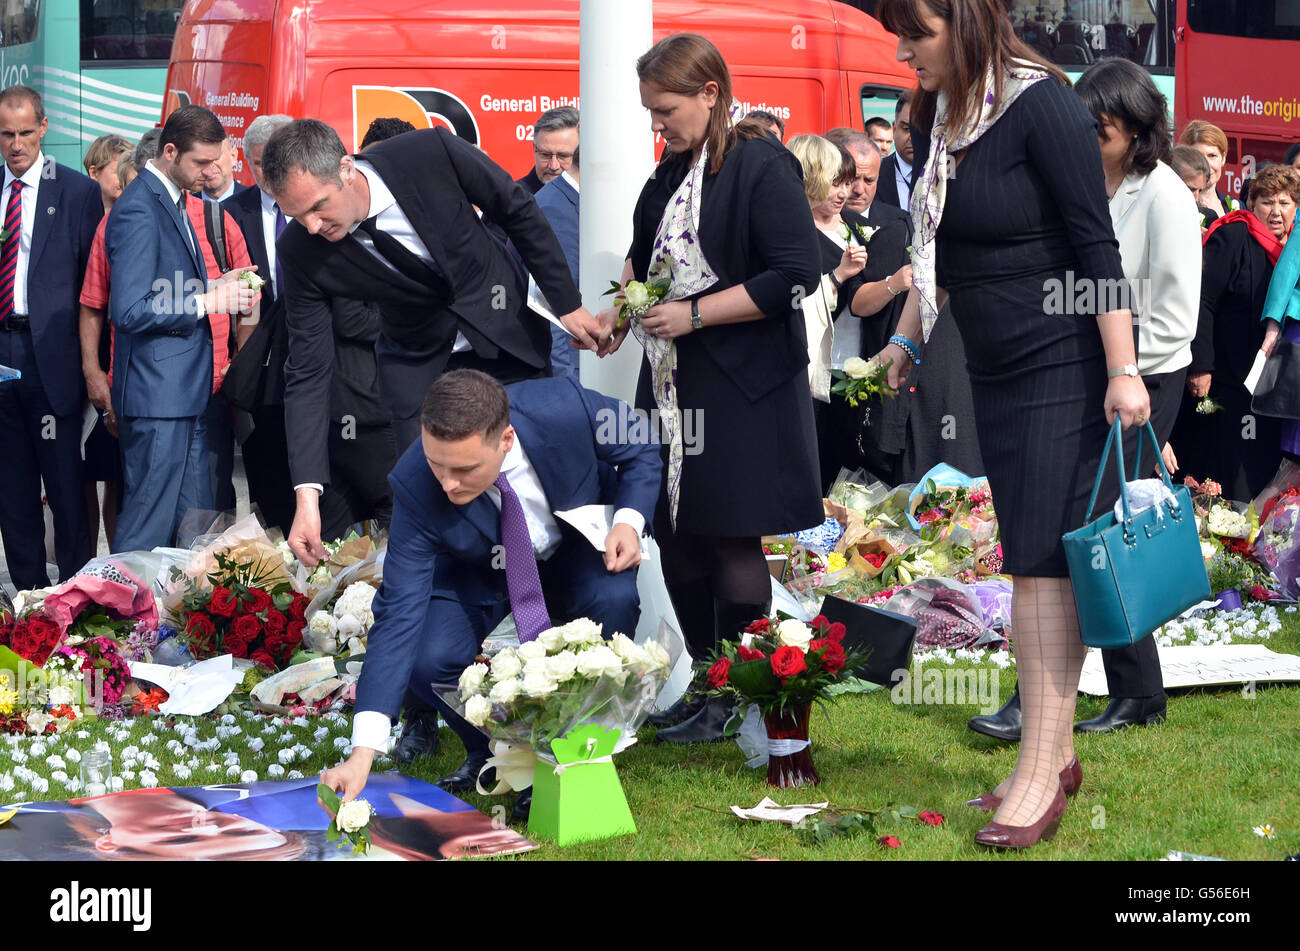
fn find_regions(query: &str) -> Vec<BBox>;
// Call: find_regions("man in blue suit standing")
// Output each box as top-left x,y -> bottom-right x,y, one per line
106,105 -> 259,552
0,86 -> 102,590
532,146 -> 580,381
321,370 -> 660,820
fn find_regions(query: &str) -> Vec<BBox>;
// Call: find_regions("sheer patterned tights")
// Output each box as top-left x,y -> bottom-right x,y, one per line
989,576 -> 1086,826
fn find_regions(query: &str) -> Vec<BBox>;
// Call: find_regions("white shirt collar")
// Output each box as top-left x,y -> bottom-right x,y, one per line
896,153 -> 912,175
3,151 -> 47,192
350,159 -> 396,232
145,159 -> 185,206
560,170 -> 579,193
500,436 -> 524,476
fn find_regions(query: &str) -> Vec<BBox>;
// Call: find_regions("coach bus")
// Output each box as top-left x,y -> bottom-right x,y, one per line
2,0 -> 180,167
1175,0 -> 1300,198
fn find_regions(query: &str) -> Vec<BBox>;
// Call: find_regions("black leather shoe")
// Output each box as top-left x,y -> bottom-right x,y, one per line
511,788 -> 532,823
653,696 -> 733,744
968,686 -> 1021,742
646,691 -> 707,729
392,710 -> 442,765
436,757 -> 491,793
1074,695 -> 1167,734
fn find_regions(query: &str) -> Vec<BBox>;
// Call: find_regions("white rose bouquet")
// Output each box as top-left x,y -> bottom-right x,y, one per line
441,619 -> 680,777
830,356 -> 894,420
602,278 -> 671,329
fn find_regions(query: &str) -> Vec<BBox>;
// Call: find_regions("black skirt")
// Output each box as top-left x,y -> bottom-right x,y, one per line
637,331 -> 823,538
948,272 -> 1116,577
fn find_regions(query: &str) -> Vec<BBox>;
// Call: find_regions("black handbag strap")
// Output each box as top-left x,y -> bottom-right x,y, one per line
1085,419 -> 1177,524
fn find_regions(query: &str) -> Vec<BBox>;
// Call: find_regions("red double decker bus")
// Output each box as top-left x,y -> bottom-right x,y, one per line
1176,0 -> 1300,197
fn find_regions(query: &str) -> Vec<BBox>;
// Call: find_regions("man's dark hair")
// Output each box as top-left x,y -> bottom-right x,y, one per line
421,370 -> 511,441
0,84 -> 44,122
1286,143 -> 1300,167
160,105 -> 227,157
261,119 -> 346,195
360,117 -> 417,150
895,89 -> 912,118
745,110 -> 785,139
865,116 -> 892,137
534,106 -> 579,137
826,128 -> 877,156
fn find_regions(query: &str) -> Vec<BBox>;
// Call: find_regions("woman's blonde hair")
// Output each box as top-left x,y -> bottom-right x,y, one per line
788,135 -> 856,203
82,134 -> 132,175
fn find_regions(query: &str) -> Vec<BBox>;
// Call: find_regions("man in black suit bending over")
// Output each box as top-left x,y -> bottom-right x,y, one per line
260,119 -> 605,565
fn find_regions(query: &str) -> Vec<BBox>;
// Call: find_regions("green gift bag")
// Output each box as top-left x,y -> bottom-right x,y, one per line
528,724 -> 637,846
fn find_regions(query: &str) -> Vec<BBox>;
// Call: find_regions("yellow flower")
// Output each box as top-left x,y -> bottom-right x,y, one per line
826,551 -> 847,572
0,683 -> 16,716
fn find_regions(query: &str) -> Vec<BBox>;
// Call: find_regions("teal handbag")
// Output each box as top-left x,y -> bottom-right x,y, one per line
1062,419 -> 1210,649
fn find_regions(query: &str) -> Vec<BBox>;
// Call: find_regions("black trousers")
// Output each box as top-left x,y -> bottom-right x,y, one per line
242,406 -> 297,536
319,421 -> 397,541
1099,366 -> 1187,700
0,328 -> 90,589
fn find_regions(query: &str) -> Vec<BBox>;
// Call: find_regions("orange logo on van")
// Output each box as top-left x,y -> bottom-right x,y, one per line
352,87 -> 481,150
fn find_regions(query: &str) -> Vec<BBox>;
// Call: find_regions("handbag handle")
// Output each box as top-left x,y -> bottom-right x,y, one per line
1083,419 -> 1178,528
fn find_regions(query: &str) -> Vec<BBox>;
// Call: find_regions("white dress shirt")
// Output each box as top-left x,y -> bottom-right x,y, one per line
894,154 -> 913,211
1109,162 -> 1202,376
258,187 -> 282,300
351,437 -> 645,752
2,152 -> 48,316
204,180 -> 237,203
144,160 -> 206,318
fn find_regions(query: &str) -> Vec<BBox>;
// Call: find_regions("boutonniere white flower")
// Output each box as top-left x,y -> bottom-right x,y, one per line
239,270 -> 265,292
841,221 -> 879,245
318,784 -> 374,856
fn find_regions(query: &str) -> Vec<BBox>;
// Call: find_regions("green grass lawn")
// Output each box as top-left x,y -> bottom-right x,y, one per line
5,610 -> 1298,860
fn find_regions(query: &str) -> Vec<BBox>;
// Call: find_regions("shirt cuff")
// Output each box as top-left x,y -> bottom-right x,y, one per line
294,483 -> 324,495
193,292 -> 206,320
612,507 -> 646,537
351,710 -> 394,753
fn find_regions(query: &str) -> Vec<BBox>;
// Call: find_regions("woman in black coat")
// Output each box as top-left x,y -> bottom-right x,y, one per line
1173,166 -> 1299,501
603,34 -> 823,742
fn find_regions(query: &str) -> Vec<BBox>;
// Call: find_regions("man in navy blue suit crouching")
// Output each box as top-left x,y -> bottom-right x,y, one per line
322,369 -> 661,819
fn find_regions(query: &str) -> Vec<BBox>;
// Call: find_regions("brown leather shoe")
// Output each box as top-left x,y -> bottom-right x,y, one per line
967,757 -> 1081,812
974,784 -> 1067,849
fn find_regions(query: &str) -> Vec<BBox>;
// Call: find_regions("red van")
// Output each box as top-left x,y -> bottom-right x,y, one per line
163,0 -> 912,181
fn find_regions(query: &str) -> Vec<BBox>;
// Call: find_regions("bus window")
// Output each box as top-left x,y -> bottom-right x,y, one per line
1007,1 -> 1175,71
861,84 -> 902,127
80,0 -> 182,63
1187,0 -> 1300,40
1,0 -> 39,48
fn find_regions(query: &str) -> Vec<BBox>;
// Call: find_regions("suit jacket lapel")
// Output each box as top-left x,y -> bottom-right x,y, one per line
386,178 -> 452,281
27,157 -> 57,275
1110,173 -> 1144,228
146,172 -> 204,275
511,406 -> 574,511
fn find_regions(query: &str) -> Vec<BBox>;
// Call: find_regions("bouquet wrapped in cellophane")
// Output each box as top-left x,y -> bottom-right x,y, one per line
440,618 -> 682,791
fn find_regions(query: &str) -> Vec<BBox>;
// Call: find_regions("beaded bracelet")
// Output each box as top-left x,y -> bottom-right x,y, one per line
889,333 -> 922,366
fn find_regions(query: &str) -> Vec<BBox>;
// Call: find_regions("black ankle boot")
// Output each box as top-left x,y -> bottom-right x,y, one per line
653,695 -> 734,744
646,690 -> 709,729
968,685 -> 1022,742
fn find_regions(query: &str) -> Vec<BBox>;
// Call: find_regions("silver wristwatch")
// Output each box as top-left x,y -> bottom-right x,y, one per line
1107,363 -> 1139,379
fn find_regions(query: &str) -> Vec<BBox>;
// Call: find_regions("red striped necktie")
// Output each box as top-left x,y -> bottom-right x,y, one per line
0,180 -> 23,325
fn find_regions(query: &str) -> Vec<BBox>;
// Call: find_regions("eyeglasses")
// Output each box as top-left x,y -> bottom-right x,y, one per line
533,148 -> 575,164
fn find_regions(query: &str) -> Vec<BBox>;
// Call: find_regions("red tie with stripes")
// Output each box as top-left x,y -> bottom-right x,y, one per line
0,180 -> 22,325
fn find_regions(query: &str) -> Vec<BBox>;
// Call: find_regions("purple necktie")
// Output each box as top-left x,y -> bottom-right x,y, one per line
273,203 -> 287,295
494,472 -> 552,642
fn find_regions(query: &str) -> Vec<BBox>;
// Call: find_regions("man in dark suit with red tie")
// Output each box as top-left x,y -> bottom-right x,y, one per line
260,119 -> 606,566
0,85 -> 102,590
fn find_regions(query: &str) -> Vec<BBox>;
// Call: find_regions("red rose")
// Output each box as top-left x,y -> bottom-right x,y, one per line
770,645 -> 807,680
250,649 -> 277,671
288,595 -> 308,621
224,634 -> 251,660
818,641 -> 847,674
918,810 -> 944,826
826,622 -> 846,644
243,588 -> 273,616
185,612 -> 216,640
810,614 -> 829,633
864,552 -> 887,569
744,618 -> 771,634
208,586 -> 237,618
264,610 -> 287,635
737,645 -> 766,662
877,835 -> 901,849
286,619 -> 306,645
706,657 -> 731,688
233,613 -> 262,642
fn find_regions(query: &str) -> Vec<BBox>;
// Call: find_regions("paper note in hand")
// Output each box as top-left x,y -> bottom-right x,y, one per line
527,275 -> 576,339
1245,349 -> 1269,394
554,505 -> 652,559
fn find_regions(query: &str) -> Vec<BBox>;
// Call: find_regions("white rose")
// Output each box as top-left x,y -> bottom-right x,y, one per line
464,694 -> 494,727
49,684 -> 75,706
521,668 -> 559,698
643,641 -> 672,673
776,619 -> 813,651
490,649 -> 522,680
561,619 -> 604,646
346,636 -> 366,655
336,799 -> 374,834
488,678 -> 522,704
623,281 -> 650,310
458,662 -> 489,699
843,356 -> 874,380
545,650 -> 580,683
537,626 -> 566,652
308,564 -> 333,589
308,612 -> 338,637
609,633 -> 637,660
517,640 -> 548,662
575,644 -> 623,680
